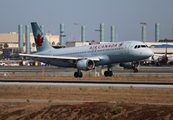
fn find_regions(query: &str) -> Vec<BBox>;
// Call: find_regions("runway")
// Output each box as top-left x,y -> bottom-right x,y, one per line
0,66 -> 173,88
0,66 -> 173,76
0,80 -> 173,88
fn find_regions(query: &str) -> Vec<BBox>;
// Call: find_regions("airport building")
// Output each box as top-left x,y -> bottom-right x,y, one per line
146,41 -> 173,54
0,32 -> 59,52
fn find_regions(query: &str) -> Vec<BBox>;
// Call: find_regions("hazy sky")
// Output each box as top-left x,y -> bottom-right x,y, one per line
0,0 -> 173,42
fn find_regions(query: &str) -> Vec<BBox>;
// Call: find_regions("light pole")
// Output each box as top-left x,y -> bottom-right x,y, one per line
95,29 -> 102,42
140,22 -> 147,26
74,23 -> 79,41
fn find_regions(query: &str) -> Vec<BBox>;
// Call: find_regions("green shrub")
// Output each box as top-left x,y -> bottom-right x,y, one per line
111,107 -> 122,115
66,107 -> 71,112
81,107 -> 85,113
79,87 -> 87,91
26,99 -> 30,103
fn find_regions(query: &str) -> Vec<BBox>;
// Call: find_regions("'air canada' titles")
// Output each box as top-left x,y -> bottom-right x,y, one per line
89,43 -> 123,49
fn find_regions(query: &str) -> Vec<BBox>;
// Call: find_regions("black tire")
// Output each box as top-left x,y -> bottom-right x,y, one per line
74,72 -> 79,78
104,71 -> 108,77
108,71 -> 113,77
78,72 -> 83,78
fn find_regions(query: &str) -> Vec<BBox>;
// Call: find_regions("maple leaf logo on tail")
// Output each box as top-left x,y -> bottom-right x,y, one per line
119,43 -> 123,47
35,34 -> 43,46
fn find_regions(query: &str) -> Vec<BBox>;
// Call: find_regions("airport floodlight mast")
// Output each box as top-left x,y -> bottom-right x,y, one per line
95,29 -> 102,42
140,22 -> 147,26
74,23 -> 79,41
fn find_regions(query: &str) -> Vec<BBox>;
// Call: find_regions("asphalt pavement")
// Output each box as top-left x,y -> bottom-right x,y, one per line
0,65 -> 173,76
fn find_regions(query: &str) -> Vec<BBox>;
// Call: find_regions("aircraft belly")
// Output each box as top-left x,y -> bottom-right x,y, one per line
36,59 -> 74,67
95,55 -> 111,65
109,54 -> 141,63
109,55 -> 123,63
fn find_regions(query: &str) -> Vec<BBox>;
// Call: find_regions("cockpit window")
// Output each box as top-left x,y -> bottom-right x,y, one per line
134,45 -> 148,49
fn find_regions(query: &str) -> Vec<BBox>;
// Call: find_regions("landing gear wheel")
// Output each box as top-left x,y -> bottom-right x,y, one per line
74,72 -> 79,78
108,71 -> 113,77
74,72 -> 83,78
78,72 -> 83,78
104,71 -> 113,77
104,71 -> 109,77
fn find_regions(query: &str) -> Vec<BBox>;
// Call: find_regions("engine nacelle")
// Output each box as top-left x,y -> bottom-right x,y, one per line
119,61 -> 139,69
77,59 -> 95,70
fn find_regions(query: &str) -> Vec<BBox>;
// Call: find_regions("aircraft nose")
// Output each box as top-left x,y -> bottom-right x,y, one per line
141,48 -> 153,58
147,49 -> 153,57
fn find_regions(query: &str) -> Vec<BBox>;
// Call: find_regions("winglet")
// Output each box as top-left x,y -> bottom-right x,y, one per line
31,22 -> 53,52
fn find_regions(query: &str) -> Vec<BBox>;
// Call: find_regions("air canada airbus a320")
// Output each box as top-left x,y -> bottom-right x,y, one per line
19,22 -> 153,78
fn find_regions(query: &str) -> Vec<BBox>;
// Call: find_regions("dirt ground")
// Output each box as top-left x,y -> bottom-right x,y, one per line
0,85 -> 173,120
0,102 -> 173,120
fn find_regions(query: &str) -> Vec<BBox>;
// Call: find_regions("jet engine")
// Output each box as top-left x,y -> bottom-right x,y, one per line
119,61 -> 140,70
76,59 -> 95,70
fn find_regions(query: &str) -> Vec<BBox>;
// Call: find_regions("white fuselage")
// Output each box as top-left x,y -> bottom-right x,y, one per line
34,41 -> 153,67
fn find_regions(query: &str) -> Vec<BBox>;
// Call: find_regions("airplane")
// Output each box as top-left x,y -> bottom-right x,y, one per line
19,22 -> 153,78
151,43 -> 173,66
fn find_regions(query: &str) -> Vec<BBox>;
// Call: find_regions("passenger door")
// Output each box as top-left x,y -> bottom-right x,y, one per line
124,42 -> 131,54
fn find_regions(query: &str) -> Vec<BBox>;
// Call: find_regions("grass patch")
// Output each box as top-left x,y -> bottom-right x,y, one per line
128,74 -> 135,78
26,99 -> 30,103
79,87 -> 88,91
80,107 -> 85,113
66,107 -> 71,112
111,107 -> 123,115
130,86 -> 134,90
42,86 -> 51,90
0,86 -> 9,91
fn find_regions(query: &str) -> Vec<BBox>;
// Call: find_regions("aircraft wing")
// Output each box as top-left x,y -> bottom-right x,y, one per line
19,53 -> 100,61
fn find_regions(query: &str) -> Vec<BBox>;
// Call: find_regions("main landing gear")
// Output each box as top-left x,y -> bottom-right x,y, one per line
74,70 -> 83,78
104,70 -> 113,77
104,65 -> 113,77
